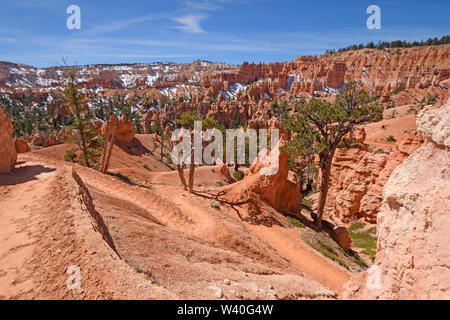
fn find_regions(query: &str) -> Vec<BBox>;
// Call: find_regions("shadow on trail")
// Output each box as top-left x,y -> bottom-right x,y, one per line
193,189 -> 284,227
0,164 -> 56,186
115,138 -> 151,156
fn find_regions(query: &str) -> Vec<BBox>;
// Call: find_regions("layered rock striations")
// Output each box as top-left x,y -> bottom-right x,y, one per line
200,45 -> 450,99
2,46 -> 448,102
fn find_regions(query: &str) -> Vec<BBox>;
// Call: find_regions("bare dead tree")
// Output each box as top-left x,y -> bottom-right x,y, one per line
102,120 -> 118,174
100,100 -> 112,172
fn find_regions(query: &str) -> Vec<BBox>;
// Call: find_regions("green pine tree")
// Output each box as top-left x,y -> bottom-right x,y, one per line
282,81 -> 383,230
64,69 -> 97,168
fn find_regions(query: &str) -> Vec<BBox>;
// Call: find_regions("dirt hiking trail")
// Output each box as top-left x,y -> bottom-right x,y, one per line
0,153 -> 350,299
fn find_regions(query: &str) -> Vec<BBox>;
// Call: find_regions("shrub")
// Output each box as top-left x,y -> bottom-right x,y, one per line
385,102 -> 396,109
209,199 -> 220,208
348,222 -> 365,232
426,93 -> 438,105
64,149 -> 77,163
389,110 -> 398,119
306,241 -> 349,270
77,148 -> 101,167
338,138 -> 360,149
163,152 -> 173,164
108,172 -> 132,183
302,197 -> 315,208
386,135 -> 397,142
349,222 -> 377,262
287,216 -> 305,228
233,171 -> 244,181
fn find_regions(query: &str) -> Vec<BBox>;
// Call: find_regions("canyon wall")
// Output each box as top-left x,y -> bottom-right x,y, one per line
342,101 -> 450,299
326,129 -> 423,223
2,46 -> 449,101
201,45 -> 450,99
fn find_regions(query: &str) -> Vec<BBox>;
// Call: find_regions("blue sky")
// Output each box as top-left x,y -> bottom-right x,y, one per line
0,0 -> 449,67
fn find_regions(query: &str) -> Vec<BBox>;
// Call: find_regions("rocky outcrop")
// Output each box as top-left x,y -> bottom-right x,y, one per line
47,130 -> 66,147
30,131 -> 46,147
14,138 -> 31,153
326,129 -> 423,223
102,115 -> 136,142
331,226 -> 352,252
318,46 -> 450,95
218,164 -> 235,184
326,63 -> 346,88
416,103 -> 450,147
221,142 -> 301,213
29,130 -> 65,147
0,106 -> 17,174
342,102 -> 450,300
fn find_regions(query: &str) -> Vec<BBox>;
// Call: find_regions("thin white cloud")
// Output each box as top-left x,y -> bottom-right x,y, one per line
182,0 -> 223,12
0,37 -> 17,42
3,17 -> 448,67
85,13 -> 171,36
181,0 -> 268,12
172,14 -> 207,34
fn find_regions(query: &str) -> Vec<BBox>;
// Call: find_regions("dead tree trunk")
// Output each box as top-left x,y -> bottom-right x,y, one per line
188,149 -> 195,193
100,123 -> 109,172
152,135 -> 157,152
100,102 -> 112,172
177,165 -> 188,191
160,134 -> 164,162
315,151 -> 335,230
73,101 -> 91,168
102,121 -> 117,174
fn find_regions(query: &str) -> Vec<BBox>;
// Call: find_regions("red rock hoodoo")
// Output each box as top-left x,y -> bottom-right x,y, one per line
14,138 -> 31,153
0,106 -> 17,174
221,143 -> 301,213
102,115 -> 136,142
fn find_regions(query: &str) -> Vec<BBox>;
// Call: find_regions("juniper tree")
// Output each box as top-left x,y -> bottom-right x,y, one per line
176,112 -> 218,193
64,70 -> 97,168
271,100 -> 290,122
283,82 -> 383,230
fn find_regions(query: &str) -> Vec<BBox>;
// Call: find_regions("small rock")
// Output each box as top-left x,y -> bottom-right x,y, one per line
208,285 -> 223,299
331,226 -> 351,252
266,292 -> 277,300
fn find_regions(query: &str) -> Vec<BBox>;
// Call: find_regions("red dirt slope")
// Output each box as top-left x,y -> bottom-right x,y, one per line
0,142 -> 351,299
